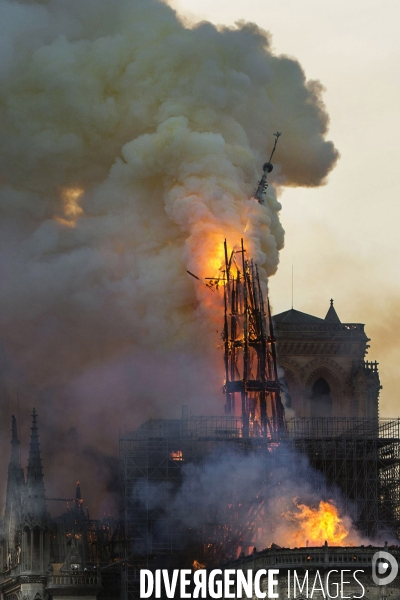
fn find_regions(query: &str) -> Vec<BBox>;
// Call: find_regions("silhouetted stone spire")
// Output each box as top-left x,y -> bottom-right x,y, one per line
61,536 -> 83,572
10,415 -> 21,467
325,299 -> 341,323
75,481 -> 84,517
25,408 -> 47,515
4,416 -> 25,570
5,415 -> 24,518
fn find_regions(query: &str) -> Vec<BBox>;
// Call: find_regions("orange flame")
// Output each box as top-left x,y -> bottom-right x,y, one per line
55,187 -> 84,227
194,237 -> 226,282
170,450 -> 183,461
284,500 -> 352,547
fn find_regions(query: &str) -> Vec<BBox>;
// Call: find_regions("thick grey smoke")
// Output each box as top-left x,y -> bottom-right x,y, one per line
134,444 -> 368,554
0,0 -> 338,514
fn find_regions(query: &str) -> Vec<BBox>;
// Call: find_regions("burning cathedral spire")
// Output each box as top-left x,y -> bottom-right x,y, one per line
221,139 -> 285,439
188,141 -> 286,439
221,238 -> 285,439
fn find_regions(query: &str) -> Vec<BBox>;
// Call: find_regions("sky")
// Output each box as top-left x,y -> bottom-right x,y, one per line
173,0 -> 400,416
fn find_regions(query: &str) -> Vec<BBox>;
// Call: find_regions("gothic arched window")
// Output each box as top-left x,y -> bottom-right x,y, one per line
310,377 -> 333,417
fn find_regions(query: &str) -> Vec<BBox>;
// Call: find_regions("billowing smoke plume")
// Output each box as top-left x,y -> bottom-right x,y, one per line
134,444 -> 368,553
0,0 -> 338,513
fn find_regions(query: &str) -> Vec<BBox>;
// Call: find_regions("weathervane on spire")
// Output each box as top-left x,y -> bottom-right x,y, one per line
254,131 -> 282,204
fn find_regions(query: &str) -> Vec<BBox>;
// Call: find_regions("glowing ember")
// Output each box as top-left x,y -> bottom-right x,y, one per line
55,187 -> 84,227
170,450 -> 183,461
193,560 -> 205,570
285,500 -> 352,547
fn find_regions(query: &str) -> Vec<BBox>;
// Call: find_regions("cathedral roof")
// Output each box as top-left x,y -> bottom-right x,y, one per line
273,301 -> 342,325
272,308 -> 326,324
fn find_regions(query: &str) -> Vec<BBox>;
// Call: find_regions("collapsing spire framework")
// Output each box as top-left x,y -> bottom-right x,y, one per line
222,239 -> 286,438
254,131 -> 281,204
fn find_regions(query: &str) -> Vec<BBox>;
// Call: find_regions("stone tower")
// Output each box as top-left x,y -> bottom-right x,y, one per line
0,409 -> 52,600
0,410 -> 114,600
3,415 -> 24,571
273,300 -> 381,419
20,408 -> 51,578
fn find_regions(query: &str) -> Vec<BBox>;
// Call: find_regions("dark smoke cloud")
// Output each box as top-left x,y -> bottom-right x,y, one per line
0,0 -> 338,515
133,444 -> 367,553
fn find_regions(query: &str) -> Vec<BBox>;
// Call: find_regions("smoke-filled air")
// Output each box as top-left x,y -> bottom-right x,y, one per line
134,445 -> 368,552
0,0 -> 338,514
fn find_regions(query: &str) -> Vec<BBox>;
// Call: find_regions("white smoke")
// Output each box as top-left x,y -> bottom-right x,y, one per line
133,444 -> 368,554
0,0 -> 338,514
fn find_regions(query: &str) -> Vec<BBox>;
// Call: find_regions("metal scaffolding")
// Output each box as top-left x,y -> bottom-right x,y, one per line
120,415 -> 400,600
290,417 -> 400,539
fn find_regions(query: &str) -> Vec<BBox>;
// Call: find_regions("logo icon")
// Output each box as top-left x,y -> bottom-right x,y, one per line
372,551 -> 398,585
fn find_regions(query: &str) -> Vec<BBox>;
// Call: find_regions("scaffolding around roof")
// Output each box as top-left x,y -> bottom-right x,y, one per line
120,415 -> 400,600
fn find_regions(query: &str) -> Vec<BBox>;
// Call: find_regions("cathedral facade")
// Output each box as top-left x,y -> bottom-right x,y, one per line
273,300 -> 381,419
0,411 -> 120,600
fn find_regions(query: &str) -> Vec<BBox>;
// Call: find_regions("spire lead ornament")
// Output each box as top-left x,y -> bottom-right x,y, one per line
254,132 -> 282,204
